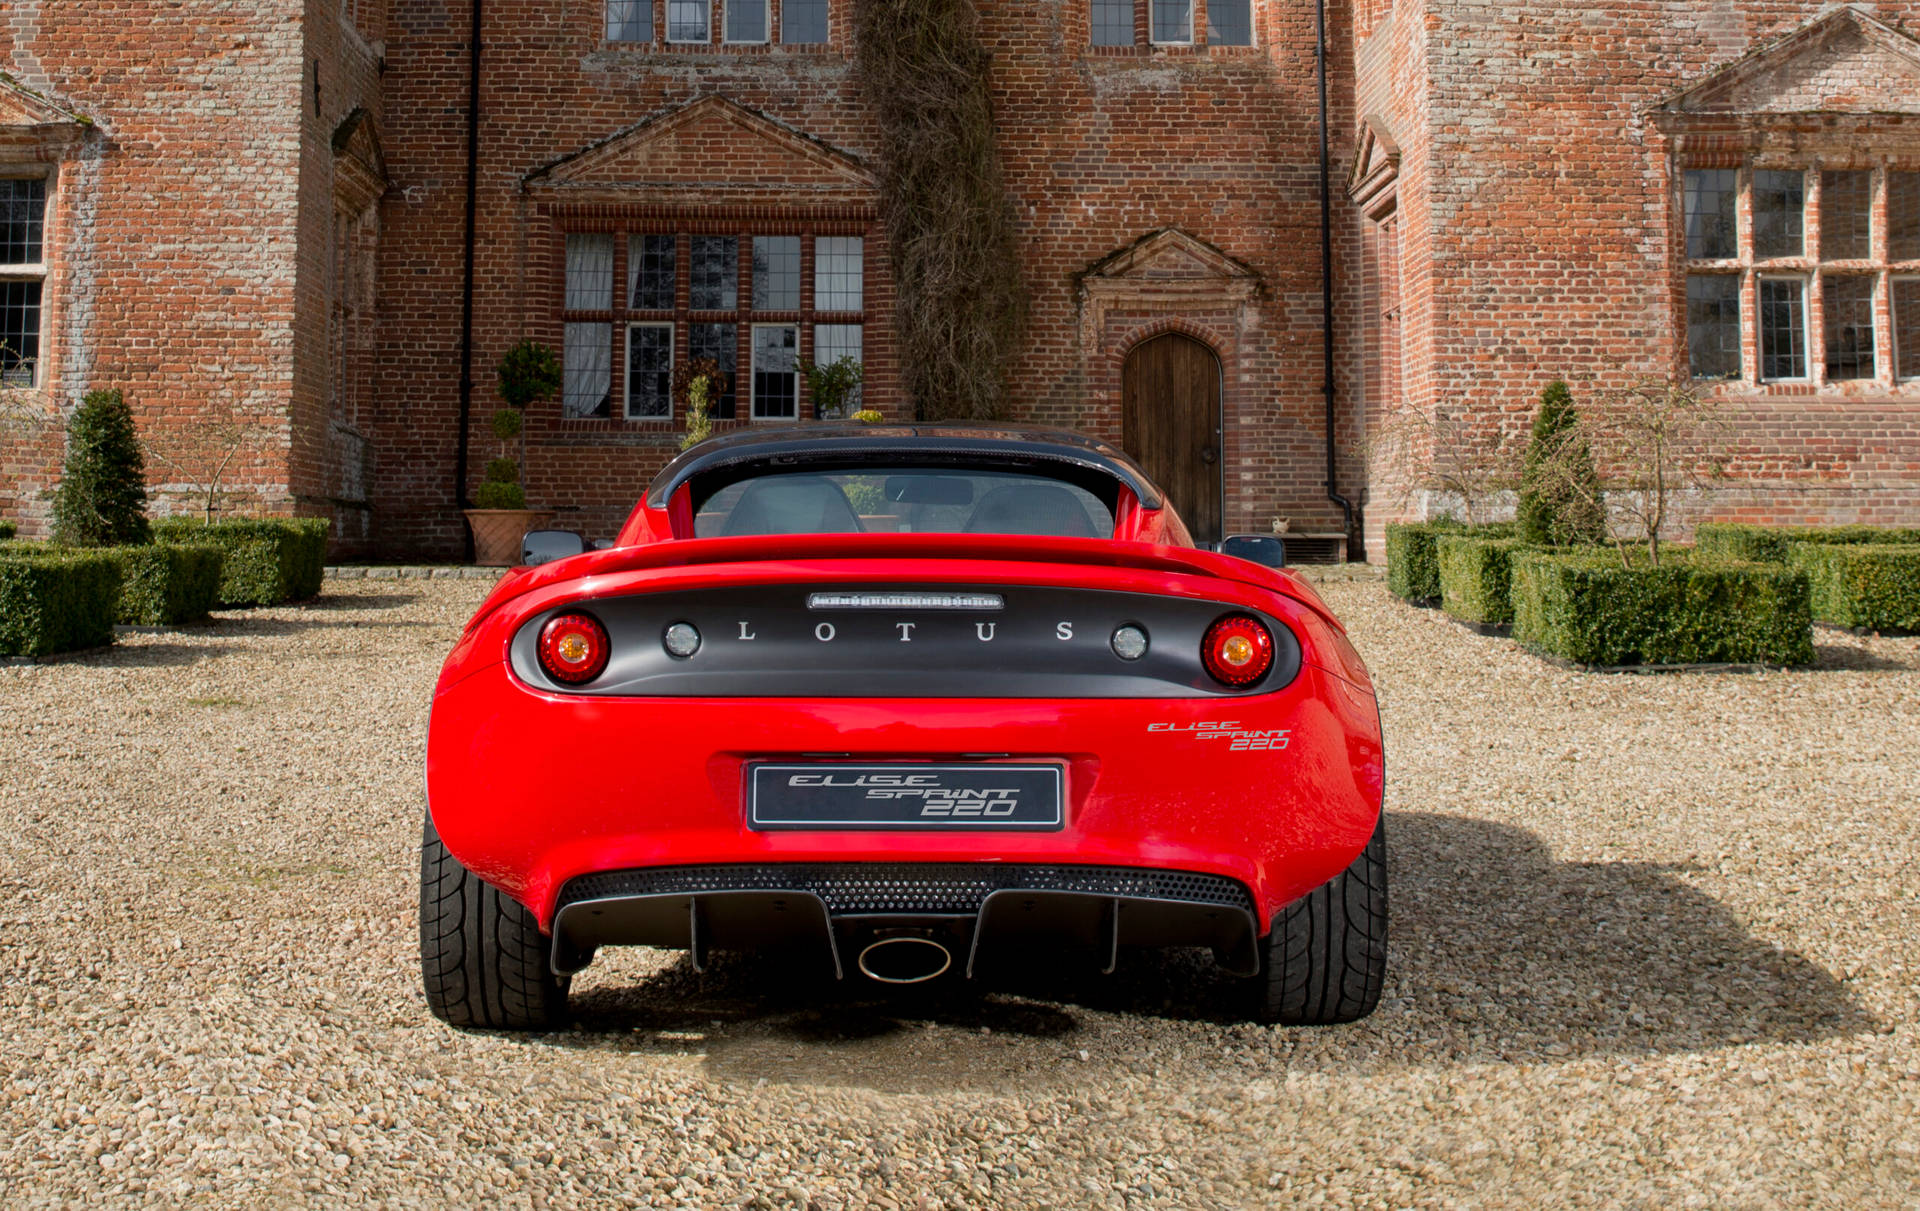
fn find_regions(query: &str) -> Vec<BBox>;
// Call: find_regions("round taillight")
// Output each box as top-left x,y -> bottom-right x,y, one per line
538,613 -> 610,685
1202,614 -> 1274,688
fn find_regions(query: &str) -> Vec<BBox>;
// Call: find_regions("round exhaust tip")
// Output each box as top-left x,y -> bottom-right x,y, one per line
856,935 -> 953,985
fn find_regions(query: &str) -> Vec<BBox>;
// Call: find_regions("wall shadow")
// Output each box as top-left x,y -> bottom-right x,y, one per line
541,812 -> 1873,1089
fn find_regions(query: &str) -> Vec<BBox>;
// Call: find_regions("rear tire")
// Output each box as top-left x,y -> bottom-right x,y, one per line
1252,814 -> 1387,1025
419,812 -> 570,1030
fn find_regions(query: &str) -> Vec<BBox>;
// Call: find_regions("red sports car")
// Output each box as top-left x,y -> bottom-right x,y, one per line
421,424 -> 1385,1028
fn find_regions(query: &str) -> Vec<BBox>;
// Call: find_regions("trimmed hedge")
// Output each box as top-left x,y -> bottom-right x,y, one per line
151,517 -> 328,607
1512,549 -> 1814,667
0,549 -> 122,657
1438,536 -> 1531,627
111,543 -> 225,625
1787,542 -> 1920,633
1695,523 -> 1920,564
1386,520 -> 1514,605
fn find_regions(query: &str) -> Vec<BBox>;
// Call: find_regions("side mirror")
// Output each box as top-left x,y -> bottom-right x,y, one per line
1220,534 -> 1287,569
522,529 -> 587,567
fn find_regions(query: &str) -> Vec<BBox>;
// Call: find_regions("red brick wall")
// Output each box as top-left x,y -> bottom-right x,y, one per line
369,0 -> 1354,557
1351,0 -> 1920,557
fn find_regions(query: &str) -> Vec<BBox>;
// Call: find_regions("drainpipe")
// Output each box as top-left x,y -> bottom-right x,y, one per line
1316,0 -> 1357,560
453,0 -> 483,562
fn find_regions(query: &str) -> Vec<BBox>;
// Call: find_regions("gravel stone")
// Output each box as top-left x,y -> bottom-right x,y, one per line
1,577 -> 1916,1206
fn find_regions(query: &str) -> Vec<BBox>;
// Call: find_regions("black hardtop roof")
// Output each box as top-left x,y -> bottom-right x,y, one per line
643,423 -> 1163,509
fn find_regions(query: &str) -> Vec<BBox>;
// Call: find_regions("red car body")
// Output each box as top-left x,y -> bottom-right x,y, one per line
422,425 -> 1386,1026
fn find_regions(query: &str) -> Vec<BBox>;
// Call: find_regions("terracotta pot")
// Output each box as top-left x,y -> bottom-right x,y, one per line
463,509 -> 557,567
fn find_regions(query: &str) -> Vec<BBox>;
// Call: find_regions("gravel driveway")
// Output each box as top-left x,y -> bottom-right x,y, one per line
2,574 -> 1917,1207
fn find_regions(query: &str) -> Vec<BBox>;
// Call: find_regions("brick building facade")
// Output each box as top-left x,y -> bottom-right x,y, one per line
3,1 -> 1918,560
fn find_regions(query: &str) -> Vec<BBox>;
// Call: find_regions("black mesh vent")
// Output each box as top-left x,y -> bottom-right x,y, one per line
557,863 -> 1253,916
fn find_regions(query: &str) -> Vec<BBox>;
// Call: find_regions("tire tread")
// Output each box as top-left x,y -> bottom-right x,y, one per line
419,813 -> 568,1030
1255,815 -> 1387,1025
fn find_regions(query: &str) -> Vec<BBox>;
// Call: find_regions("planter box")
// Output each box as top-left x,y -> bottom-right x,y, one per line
1787,542 -> 1920,634
1512,550 -> 1814,668
152,518 -> 330,607
464,509 -> 556,567
0,548 -> 122,657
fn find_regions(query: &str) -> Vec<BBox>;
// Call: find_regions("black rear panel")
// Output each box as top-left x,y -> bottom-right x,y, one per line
509,584 -> 1302,698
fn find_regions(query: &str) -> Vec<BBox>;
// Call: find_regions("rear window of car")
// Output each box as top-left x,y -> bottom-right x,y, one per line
693,470 -> 1115,539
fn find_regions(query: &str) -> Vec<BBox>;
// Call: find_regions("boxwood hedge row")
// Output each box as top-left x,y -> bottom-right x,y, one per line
151,517 -> 328,607
1387,520 -> 1513,605
1694,523 -> 1920,564
1511,550 -> 1814,668
112,543 -> 225,626
1437,536 -> 1531,627
1786,542 -> 1920,634
0,549 -> 122,657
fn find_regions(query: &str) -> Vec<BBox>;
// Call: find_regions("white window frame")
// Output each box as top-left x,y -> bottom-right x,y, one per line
749,322 -> 799,420
0,169 -> 52,390
1756,274 -> 1812,384
1205,0 -> 1258,48
1148,0 -> 1193,46
604,0 -> 654,42
723,0 -> 770,44
665,0 -> 711,44
779,0 -> 829,44
624,321 -> 676,422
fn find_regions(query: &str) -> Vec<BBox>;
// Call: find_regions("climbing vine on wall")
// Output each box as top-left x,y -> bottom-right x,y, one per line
853,0 -> 1025,421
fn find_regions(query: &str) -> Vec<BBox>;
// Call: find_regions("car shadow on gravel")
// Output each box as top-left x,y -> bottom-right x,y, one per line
547,812 -> 1872,1086
1811,641 -> 1920,672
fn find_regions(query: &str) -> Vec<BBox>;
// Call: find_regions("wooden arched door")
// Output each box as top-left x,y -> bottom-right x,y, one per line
1122,333 -> 1223,544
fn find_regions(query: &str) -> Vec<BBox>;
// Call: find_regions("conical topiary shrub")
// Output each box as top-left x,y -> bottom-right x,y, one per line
51,389 -> 151,547
1516,380 -> 1605,547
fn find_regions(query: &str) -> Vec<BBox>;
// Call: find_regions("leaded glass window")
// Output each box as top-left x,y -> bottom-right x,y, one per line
1150,0 -> 1191,43
666,0 -> 708,42
1684,169 -> 1737,260
1759,278 -> 1807,380
629,234 -> 675,311
691,236 -> 738,311
725,0 -> 768,42
1895,279 -> 1920,380
1822,276 -> 1875,380
0,179 -> 46,265
1891,172 -> 1920,262
565,234 -> 614,311
0,280 -> 40,386
752,236 -> 801,311
811,324 -> 863,417
752,324 -> 799,418
1753,170 -> 1805,259
689,322 -> 739,418
1686,275 -> 1741,380
782,0 -> 827,43
1092,0 -> 1133,45
605,0 -> 653,41
1207,0 -> 1252,46
813,237 -> 862,311
626,323 -> 674,418
563,322 -> 613,418
1821,171 -> 1873,261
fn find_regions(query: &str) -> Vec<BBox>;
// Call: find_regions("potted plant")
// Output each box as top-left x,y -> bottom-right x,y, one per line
674,357 -> 728,452
799,355 -> 864,421
465,340 -> 562,566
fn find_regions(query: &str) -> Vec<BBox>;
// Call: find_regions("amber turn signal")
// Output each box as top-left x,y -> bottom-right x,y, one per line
538,612 -> 611,685
1201,614 -> 1274,688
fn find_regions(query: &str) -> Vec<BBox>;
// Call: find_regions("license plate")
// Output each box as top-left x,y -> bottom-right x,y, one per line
748,764 -> 1065,831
